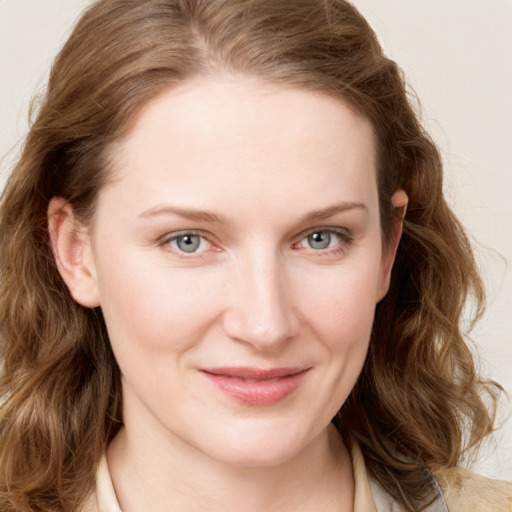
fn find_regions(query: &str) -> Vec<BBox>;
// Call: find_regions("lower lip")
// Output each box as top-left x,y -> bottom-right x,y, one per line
201,370 -> 309,406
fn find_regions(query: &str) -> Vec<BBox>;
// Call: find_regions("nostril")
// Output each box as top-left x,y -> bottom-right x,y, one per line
222,306 -> 298,350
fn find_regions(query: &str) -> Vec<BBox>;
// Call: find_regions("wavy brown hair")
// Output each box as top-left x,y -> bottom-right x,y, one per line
0,1 -> 500,510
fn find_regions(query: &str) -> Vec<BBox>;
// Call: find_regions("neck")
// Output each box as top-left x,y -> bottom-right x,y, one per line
107,422 -> 354,512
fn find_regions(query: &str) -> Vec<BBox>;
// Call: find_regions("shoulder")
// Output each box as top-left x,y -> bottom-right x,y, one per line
434,467 -> 511,512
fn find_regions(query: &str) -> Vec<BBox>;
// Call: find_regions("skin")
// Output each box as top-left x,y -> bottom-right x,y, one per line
49,76 -> 407,511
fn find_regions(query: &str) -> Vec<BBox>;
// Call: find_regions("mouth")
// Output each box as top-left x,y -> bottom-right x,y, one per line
199,367 -> 310,406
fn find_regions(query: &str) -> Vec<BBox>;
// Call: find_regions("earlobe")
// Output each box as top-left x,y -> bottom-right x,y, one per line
48,198 -> 100,308
377,189 -> 408,301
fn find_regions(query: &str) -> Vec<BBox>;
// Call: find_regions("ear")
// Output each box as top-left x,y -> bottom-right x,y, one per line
376,189 -> 408,301
48,197 -> 100,308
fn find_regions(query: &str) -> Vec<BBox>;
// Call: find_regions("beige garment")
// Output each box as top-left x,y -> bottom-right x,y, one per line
434,466 -> 512,512
91,443 -> 511,512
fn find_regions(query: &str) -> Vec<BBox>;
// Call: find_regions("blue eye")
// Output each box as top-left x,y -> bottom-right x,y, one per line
306,231 -> 334,250
168,233 -> 209,253
298,229 -> 349,251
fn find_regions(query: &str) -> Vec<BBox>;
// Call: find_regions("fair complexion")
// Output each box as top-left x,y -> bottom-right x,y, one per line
49,77 -> 406,511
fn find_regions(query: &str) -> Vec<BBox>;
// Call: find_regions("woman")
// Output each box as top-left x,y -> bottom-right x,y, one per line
0,0 -> 510,511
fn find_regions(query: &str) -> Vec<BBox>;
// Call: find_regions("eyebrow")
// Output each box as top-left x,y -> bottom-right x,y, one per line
297,202 -> 369,223
138,205 -> 225,223
138,201 -> 368,223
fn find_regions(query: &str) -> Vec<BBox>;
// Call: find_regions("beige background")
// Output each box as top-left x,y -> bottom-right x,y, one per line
1,0 -> 511,480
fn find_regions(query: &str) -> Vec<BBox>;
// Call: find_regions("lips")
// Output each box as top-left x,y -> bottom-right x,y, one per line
200,367 -> 310,406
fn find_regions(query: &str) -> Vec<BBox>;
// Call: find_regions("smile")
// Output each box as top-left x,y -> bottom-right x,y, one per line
200,367 -> 311,406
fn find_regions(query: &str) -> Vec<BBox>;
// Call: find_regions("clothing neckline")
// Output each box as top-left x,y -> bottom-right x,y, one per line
94,441 -> 448,512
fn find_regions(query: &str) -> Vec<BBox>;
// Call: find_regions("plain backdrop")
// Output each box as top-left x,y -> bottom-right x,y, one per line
1,0 -> 511,480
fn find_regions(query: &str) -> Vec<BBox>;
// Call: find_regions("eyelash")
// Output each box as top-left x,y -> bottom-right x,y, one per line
293,227 -> 355,257
158,227 -> 354,259
159,230 -> 214,259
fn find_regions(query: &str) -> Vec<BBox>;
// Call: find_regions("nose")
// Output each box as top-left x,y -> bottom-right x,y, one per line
222,252 -> 299,351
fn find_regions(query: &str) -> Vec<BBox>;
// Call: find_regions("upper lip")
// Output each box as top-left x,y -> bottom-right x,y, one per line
200,367 -> 308,380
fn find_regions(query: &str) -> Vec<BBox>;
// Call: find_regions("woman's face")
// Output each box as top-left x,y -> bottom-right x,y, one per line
78,77 -> 400,467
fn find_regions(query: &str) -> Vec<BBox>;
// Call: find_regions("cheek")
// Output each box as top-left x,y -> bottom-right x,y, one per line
289,259 -> 380,423
297,258 -> 381,349
94,252 -> 223,356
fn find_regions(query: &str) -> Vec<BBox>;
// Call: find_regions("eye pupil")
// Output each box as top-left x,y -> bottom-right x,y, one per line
177,235 -> 201,252
308,231 -> 331,250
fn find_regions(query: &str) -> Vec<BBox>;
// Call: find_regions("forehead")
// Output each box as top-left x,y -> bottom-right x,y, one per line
104,77 -> 378,221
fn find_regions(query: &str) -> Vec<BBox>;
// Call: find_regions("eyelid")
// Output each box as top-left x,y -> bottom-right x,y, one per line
157,226 -> 354,258
299,226 -> 354,241
293,226 -> 355,252
159,229 -> 218,256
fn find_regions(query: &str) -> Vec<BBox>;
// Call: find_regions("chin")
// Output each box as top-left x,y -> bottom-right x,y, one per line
210,444 -> 300,469
199,419 -> 316,469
